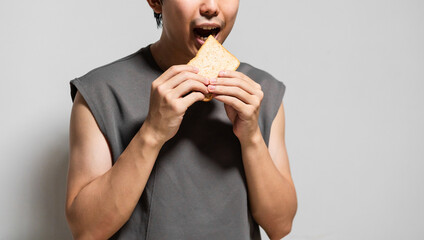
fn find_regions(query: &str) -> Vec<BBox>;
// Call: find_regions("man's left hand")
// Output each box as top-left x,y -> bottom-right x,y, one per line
208,70 -> 264,143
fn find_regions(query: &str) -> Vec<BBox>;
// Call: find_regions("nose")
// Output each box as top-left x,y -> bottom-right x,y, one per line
199,0 -> 219,18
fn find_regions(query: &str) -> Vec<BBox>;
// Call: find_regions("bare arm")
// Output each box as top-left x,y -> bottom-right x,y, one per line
240,102 -> 297,240
66,91 -> 162,239
209,70 -> 297,239
66,65 -> 209,239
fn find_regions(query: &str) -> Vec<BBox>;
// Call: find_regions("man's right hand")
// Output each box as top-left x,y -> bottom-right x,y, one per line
143,65 -> 209,144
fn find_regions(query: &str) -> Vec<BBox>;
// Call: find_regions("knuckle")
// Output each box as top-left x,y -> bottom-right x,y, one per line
254,98 -> 261,107
156,84 -> 165,94
164,92 -> 173,103
199,75 -> 208,83
179,71 -> 190,80
178,79 -> 189,88
151,81 -> 158,89
231,98 -> 238,106
248,106 -> 256,116
169,65 -> 178,73
238,80 -> 246,87
186,79 -> 200,89
243,108 -> 252,117
188,79 -> 198,85
171,102 -> 183,113
251,98 -> 258,107
258,90 -> 264,100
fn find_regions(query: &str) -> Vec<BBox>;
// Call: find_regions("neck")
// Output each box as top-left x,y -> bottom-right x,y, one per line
150,35 -> 194,72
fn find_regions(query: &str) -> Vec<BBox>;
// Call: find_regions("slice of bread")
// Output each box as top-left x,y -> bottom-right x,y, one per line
187,35 -> 240,102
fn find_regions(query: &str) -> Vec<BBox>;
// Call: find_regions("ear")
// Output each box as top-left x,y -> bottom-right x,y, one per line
146,0 -> 162,14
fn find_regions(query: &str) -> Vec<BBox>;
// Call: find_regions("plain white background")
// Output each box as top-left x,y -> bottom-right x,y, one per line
1,0 -> 423,239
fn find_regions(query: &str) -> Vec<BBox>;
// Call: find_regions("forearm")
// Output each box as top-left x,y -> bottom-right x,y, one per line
67,123 -> 163,239
240,128 -> 297,239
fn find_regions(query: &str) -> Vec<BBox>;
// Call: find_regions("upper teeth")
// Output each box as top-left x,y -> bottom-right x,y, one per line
201,26 -> 216,30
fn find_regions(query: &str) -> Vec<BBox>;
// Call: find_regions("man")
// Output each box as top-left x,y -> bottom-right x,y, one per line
66,0 -> 297,239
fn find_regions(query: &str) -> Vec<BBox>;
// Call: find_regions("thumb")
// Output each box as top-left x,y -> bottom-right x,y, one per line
224,104 -> 237,124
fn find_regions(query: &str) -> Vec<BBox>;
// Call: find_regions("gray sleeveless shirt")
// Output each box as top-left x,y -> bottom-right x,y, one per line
70,45 -> 286,240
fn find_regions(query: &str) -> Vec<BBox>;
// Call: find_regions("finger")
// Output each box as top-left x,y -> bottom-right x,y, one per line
162,71 -> 209,90
172,79 -> 209,98
180,91 -> 205,108
210,77 -> 258,95
208,85 -> 255,105
218,70 -> 261,90
213,95 -> 249,115
155,65 -> 199,86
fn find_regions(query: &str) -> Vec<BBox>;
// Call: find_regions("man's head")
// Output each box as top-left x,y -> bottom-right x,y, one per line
147,0 -> 239,59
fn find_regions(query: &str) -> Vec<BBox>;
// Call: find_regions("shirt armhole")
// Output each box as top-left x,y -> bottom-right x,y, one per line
70,78 -> 109,141
266,80 -> 286,146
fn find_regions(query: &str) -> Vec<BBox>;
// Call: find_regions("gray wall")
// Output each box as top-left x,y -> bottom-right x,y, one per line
1,0 -> 423,239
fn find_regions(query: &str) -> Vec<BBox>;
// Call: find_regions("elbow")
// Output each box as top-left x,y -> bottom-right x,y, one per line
65,198 -> 81,238
65,207 -> 97,240
255,212 -> 294,240
65,205 -> 78,237
65,207 -> 84,239
65,204 -> 118,240
267,222 -> 292,240
65,223 -> 97,240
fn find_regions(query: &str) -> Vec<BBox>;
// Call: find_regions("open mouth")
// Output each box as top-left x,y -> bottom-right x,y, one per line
193,26 -> 221,41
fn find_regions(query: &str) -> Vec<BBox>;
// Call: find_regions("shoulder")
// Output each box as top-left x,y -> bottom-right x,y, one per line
237,62 -> 286,102
237,62 -> 286,92
70,47 -> 148,101
74,47 -> 144,83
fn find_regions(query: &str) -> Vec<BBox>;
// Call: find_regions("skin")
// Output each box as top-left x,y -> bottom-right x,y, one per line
148,0 -> 238,69
66,0 -> 297,239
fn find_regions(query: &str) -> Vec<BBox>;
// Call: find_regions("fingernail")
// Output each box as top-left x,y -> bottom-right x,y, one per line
210,78 -> 217,84
219,71 -> 226,76
193,66 -> 199,72
208,85 -> 216,91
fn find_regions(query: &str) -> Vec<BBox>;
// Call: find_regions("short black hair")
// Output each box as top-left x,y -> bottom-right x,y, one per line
154,12 -> 162,28
154,0 -> 163,28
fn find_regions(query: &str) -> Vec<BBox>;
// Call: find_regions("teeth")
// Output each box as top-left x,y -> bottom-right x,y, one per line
199,36 -> 208,41
201,26 -> 217,30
